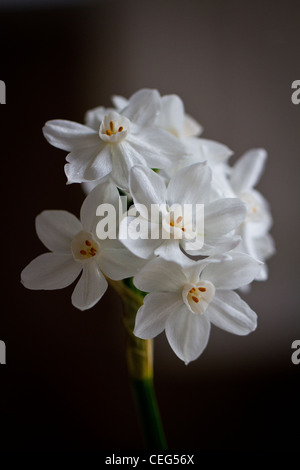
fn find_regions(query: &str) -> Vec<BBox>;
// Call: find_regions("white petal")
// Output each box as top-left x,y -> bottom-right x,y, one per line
165,305 -> 211,364
64,144 -> 112,184
184,114 -> 203,137
36,210 -> 82,253
154,240 -> 191,266
84,106 -> 114,131
230,148 -> 267,193
129,127 -> 188,169
21,253 -> 81,290
194,234 -> 241,256
80,178 -> 120,233
99,246 -> 146,280
134,257 -> 187,293
155,94 -> 185,137
204,198 -> 247,235
202,252 -> 263,290
208,290 -> 257,335
43,120 -> 98,151
71,262 -> 107,311
122,89 -> 160,127
134,292 -> 182,339
111,94 -> 128,111
119,216 -> 161,259
167,162 -> 212,206
130,165 -> 167,212
195,138 -> 233,164
110,141 -> 147,191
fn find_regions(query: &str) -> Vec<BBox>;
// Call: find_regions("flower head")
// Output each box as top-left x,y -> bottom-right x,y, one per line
43,89 -> 187,191
133,253 -> 262,363
21,179 -> 144,310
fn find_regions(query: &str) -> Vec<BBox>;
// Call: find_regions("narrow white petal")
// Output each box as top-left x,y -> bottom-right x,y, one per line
71,262 -> 107,311
134,292 -> 182,339
129,127 -> 188,168
208,290 -> 257,335
230,148 -> 267,193
80,178 -> 120,233
129,165 -> 167,211
21,253 -> 81,290
43,120 -> 98,151
122,89 -> 160,127
183,114 -> 203,137
119,216 -> 161,259
134,257 -> 186,293
36,210 -> 82,253
155,94 -> 185,137
165,306 -> 211,364
111,94 -> 128,111
154,240 -> 190,266
204,198 -> 247,235
195,138 -> 233,164
202,252 -> 263,290
167,162 -> 212,206
64,144 -> 112,184
99,246 -> 146,280
110,141 -> 147,191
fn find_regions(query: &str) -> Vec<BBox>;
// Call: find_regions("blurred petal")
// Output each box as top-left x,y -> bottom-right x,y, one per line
43,119 -> 98,151
167,162 -> 211,206
202,252 -> 263,290
134,257 -> 186,292
134,292 -> 182,339
71,262 -> 107,311
122,89 -> 160,126
99,246 -> 146,280
208,290 -> 257,335
156,94 -> 185,137
230,148 -> 267,193
184,114 -> 203,137
21,253 -> 81,290
204,198 -> 247,235
36,210 -> 82,253
166,306 -> 211,364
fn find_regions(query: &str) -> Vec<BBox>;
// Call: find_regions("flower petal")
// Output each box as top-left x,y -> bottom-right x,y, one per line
21,253 -> 81,290
43,120 -> 98,151
130,165 -> 167,212
71,262 -> 107,311
202,252 -> 263,290
134,257 -> 187,293
122,89 -> 160,127
129,127 -> 188,169
110,141 -> 147,191
204,198 -> 247,235
134,292 -> 182,339
184,114 -> 203,137
99,245 -> 146,280
80,178 -> 120,233
155,94 -> 185,137
167,162 -> 212,206
230,148 -> 267,193
208,290 -> 257,335
119,216 -> 162,259
65,143 -> 112,184
36,210 -> 82,253
165,305 -> 211,364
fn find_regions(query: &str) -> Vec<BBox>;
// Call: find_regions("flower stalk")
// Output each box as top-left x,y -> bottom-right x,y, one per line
108,279 -> 167,449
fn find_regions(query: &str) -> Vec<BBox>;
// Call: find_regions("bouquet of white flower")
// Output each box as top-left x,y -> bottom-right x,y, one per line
21,88 -> 274,448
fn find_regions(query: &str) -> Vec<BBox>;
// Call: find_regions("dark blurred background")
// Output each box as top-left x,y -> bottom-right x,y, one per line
0,0 -> 299,450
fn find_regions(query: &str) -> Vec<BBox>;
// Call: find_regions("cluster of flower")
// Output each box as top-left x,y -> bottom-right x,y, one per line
21,89 -> 274,363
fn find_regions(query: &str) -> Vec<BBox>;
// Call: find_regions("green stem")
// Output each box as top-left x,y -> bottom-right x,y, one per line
108,279 -> 168,450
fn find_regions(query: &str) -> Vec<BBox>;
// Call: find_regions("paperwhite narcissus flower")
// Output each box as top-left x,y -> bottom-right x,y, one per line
21,180 -> 145,310
119,163 -> 247,263
43,89 -> 187,192
133,254 -> 262,364
229,149 -> 275,280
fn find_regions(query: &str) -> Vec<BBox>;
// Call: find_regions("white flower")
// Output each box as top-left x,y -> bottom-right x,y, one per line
229,149 -> 275,280
119,162 -> 247,263
43,89 -> 187,191
133,253 -> 262,364
21,179 -> 144,310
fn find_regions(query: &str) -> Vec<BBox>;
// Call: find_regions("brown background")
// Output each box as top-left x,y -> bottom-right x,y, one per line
0,0 -> 299,450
